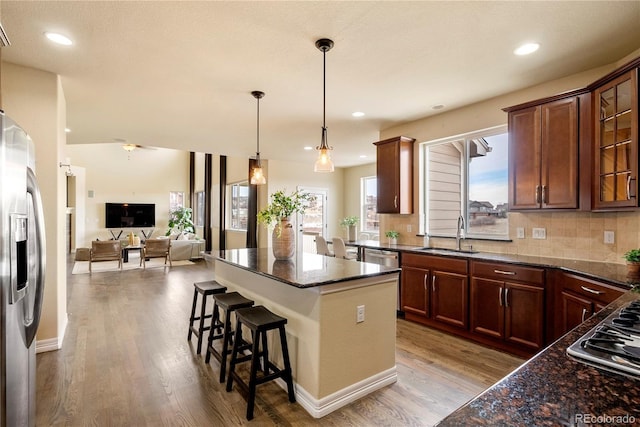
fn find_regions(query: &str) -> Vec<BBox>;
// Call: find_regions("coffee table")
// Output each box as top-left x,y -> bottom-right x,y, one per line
122,245 -> 143,263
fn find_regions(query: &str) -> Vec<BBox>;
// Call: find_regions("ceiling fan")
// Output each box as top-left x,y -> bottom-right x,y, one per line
114,138 -> 155,152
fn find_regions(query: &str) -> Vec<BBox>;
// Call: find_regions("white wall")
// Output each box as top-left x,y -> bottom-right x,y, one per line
2,62 -> 68,349
343,162 -> 376,237
65,144 -> 190,246
264,159 -> 345,248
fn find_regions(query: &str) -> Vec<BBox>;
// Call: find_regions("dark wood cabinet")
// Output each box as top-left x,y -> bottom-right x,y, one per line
401,253 -> 468,331
401,265 -> 429,317
550,271 -> 625,340
431,270 -> 468,329
593,69 -> 638,209
470,277 -> 504,339
470,261 -> 545,353
374,136 -> 415,214
506,96 -> 580,210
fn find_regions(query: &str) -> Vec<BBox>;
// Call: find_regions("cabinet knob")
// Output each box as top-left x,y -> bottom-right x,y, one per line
499,287 -> 503,307
535,185 -> 541,204
432,275 -> 436,292
504,287 -> 509,308
394,195 -> 398,209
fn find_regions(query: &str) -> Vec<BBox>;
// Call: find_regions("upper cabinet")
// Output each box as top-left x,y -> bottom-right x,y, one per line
505,94 -> 583,210
374,136 -> 415,214
593,69 -> 638,209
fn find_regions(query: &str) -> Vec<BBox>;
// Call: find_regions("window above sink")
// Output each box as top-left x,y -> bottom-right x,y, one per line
421,125 -> 509,241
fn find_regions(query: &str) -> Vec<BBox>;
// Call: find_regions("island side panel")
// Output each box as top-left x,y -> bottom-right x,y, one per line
318,277 -> 398,398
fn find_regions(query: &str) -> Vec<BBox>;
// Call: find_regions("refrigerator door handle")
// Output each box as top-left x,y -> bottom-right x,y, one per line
25,166 -> 46,348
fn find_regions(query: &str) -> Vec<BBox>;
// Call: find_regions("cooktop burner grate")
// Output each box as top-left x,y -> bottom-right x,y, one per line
567,300 -> 640,379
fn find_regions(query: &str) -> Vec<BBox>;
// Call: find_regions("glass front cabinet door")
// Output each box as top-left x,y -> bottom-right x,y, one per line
594,69 -> 638,209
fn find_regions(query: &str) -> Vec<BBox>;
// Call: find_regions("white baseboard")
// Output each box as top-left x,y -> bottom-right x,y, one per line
36,337 -> 60,353
35,313 -> 68,354
275,366 -> 397,418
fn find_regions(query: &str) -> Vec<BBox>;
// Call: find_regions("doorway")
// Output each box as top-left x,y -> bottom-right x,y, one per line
296,187 -> 327,254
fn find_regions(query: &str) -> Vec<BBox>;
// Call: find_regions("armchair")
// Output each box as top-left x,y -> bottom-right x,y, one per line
90,240 -> 123,273
141,238 -> 172,268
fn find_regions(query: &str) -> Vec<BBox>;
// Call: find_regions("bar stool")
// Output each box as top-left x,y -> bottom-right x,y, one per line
187,280 -> 227,354
205,291 -> 254,383
225,305 -> 296,421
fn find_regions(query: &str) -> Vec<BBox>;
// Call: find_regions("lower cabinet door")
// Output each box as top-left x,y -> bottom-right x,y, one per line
431,270 -> 468,329
470,277 -> 504,340
504,282 -> 545,351
560,290 -> 594,335
401,266 -> 429,317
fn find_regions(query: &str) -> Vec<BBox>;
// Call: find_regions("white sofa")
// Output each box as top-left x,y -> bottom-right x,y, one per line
155,235 -> 205,261
170,239 -> 205,260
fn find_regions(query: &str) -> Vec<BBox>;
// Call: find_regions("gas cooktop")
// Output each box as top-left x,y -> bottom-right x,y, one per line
567,299 -> 640,379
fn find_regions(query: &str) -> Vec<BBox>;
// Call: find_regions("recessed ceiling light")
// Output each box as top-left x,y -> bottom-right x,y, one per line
303,146 -> 313,151
432,104 -> 445,110
45,32 -> 73,46
65,127 -> 71,133
359,155 -> 368,158
352,111 -> 365,117
514,42 -> 539,56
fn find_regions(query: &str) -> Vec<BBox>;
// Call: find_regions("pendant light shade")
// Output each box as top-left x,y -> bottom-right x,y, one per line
314,38 -> 335,173
250,90 -> 267,185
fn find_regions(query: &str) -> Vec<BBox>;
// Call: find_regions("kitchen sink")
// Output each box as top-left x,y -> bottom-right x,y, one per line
414,247 -> 478,254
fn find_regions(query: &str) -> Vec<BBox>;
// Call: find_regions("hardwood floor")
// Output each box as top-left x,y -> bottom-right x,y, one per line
36,257 -> 523,426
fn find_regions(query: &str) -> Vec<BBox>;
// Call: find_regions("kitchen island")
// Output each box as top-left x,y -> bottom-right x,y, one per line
214,248 -> 400,418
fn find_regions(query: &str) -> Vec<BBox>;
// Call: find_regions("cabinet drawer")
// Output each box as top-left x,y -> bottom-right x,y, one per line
403,253 -> 468,274
471,261 -> 544,285
557,272 -> 623,305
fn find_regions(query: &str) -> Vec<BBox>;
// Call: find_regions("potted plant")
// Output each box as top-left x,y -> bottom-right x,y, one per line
258,189 -> 314,259
385,230 -> 399,245
166,206 -> 195,237
340,216 -> 359,242
624,249 -> 640,281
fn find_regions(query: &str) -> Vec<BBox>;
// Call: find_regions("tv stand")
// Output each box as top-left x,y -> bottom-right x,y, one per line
141,228 -> 154,240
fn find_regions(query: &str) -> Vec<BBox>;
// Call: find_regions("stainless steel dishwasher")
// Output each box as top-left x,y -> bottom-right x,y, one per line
362,248 -> 401,311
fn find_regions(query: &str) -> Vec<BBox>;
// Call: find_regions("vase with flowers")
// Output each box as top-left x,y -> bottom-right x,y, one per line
340,216 -> 359,242
624,249 -> 640,282
258,189 -> 315,259
385,230 -> 400,245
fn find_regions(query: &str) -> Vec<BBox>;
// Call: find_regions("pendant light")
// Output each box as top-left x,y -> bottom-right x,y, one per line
314,38 -> 335,173
250,90 -> 266,185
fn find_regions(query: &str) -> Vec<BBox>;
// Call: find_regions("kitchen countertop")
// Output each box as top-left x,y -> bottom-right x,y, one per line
437,289 -> 640,426
215,248 -> 400,288
341,239 -> 634,288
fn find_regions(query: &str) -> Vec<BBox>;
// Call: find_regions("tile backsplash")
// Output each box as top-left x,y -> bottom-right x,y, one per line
380,211 -> 640,264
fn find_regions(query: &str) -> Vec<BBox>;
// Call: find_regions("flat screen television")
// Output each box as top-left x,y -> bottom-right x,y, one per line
105,203 -> 155,228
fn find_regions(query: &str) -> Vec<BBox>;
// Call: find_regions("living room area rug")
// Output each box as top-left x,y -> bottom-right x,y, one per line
71,253 -> 194,275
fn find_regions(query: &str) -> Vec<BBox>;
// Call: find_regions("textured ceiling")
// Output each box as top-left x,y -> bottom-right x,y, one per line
2,1 -> 640,167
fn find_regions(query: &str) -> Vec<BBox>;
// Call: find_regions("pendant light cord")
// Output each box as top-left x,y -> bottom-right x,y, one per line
323,47 -> 326,129
256,95 -> 260,164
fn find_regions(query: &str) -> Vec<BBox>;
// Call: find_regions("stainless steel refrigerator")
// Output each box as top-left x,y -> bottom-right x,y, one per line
0,112 -> 46,427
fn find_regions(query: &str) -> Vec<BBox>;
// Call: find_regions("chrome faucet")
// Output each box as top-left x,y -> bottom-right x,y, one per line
456,215 -> 465,251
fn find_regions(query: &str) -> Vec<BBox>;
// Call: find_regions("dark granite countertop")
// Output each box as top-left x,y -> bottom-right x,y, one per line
341,240 -> 634,288
438,290 -> 640,426
215,248 -> 400,288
